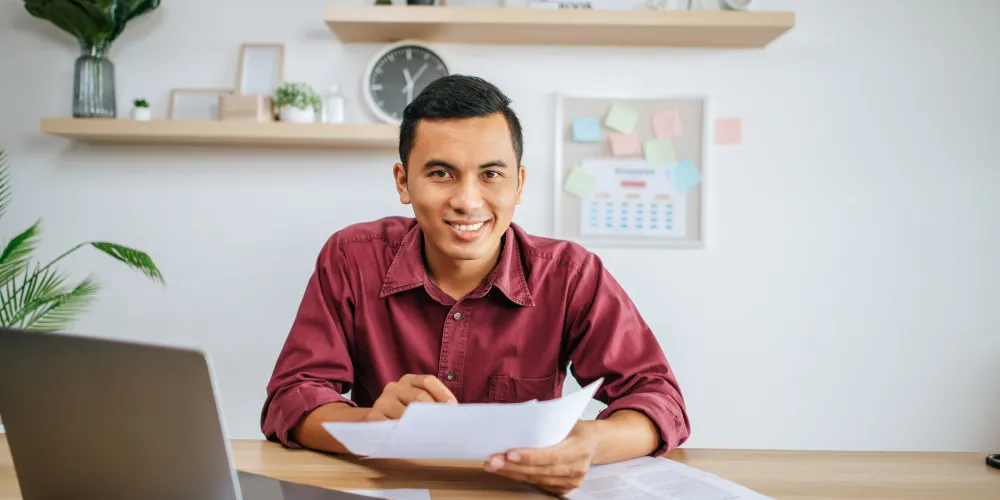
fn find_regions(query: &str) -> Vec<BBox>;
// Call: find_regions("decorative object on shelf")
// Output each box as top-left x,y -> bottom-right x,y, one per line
363,40 -> 449,125
274,82 -> 321,124
406,0 -> 435,4
0,147 -> 164,333
23,0 -> 162,118
321,84 -> 346,124
237,43 -> 285,96
220,94 -> 274,122
374,0 -> 392,5
131,98 -> 151,121
168,89 -> 231,121
721,0 -> 750,10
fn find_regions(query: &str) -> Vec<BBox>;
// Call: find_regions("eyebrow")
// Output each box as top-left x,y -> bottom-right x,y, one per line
422,159 -> 509,170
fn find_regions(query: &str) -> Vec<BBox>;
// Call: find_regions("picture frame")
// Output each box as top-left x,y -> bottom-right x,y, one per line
168,88 -> 232,121
552,92 -> 710,249
236,43 -> 285,96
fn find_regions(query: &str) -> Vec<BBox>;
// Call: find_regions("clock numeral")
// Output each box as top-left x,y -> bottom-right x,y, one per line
377,100 -> 385,106
423,53 -> 429,60
406,49 -> 412,60
387,54 -> 395,62
374,67 -> 382,75
371,84 -> 383,91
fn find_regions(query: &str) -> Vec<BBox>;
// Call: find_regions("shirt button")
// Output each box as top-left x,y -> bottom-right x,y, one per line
452,312 -> 462,320
446,372 -> 456,380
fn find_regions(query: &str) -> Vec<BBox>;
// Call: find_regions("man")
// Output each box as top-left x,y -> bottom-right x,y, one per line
261,75 -> 690,496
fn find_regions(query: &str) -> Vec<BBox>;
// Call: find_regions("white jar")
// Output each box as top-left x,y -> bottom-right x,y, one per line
322,84 -> 346,124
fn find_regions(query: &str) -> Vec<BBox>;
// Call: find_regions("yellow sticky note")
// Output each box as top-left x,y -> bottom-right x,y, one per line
563,167 -> 597,199
604,103 -> 638,134
643,139 -> 676,165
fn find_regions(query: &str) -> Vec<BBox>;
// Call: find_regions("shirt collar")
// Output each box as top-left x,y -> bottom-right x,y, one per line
379,222 -> 534,307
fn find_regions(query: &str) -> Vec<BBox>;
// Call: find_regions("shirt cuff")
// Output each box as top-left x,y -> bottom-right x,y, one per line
596,392 -> 690,456
263,383 -> 357,448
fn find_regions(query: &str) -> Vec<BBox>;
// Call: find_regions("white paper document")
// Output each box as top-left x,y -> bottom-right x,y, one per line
322,379 -> 602,461
567,457 -> 771,500
577,157 -> 688,239
339,488 -> 432,500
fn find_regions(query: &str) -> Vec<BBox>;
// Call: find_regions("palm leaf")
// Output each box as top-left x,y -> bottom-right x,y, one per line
0,220 -> 42,287
0,264 -> 68,329
107,0 -> 159,43
22,276 -> 101,333
0,148 -> 11,220
90,241 -> 164,284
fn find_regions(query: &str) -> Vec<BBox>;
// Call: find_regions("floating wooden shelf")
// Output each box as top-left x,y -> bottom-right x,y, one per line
40,118 -> 399,149
323,6 -> 795,48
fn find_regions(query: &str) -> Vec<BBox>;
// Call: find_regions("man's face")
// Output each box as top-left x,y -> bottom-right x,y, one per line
394,112 -> 525,264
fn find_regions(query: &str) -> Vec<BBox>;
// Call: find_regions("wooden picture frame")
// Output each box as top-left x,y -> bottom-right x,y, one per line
236,43 -> 285,96
168,88 -> 233,121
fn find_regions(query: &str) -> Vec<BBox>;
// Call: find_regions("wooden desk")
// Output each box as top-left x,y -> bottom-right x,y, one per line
1,436 -> 997,499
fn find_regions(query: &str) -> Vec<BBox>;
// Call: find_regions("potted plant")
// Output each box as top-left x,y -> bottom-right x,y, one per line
131,98 -> 151,121
0,148 -> 164,334
273,82 -> 321,124
22,1 -> 162,118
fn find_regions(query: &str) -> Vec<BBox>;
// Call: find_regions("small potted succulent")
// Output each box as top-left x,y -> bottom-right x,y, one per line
273,82 -> 321,124
131,98 -> 151,121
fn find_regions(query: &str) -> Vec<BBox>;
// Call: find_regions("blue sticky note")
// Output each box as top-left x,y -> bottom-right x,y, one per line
572,117 -> 603,142
669,158 -> 702,193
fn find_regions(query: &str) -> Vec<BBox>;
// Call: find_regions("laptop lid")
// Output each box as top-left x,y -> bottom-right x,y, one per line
0,327 -> 243,500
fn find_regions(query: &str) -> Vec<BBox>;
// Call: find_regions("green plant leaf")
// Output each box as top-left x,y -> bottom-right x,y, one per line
0,264 -> 67,328
0,148 -> 11,220
90,242 -> 165,285
23,0 -> 106,44
0,220 -> 42,289
22,276 -> 101,333
108,0 -> 160,43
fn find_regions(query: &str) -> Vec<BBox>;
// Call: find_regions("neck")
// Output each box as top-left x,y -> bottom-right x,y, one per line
424,237 -> 504,301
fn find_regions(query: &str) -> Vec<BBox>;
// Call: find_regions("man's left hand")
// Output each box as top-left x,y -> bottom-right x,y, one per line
484,420 -> 599,496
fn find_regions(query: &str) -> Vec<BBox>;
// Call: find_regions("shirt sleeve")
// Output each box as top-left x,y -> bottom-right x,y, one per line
260,233 -> 358,448
565,253 -> 691,456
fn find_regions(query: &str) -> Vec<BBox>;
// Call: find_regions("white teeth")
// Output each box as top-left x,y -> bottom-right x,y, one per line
451,222 -> 484,232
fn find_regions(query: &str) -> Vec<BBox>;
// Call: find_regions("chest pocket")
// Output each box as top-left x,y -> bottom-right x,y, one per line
488,372 -> 558,403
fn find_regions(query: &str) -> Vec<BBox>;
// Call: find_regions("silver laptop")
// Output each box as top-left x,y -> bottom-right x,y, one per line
0,327 -> 369,500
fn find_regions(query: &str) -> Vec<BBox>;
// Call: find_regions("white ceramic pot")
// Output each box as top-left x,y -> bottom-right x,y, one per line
280,106 -> 316,124
131,107 -> 151,121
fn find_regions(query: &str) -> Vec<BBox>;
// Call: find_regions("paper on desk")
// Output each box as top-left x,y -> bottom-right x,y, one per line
322,379 -> 602,461
339,489 -> 431,500
567,457 -> 771,500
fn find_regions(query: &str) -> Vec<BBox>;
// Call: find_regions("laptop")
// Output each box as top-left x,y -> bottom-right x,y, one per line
0,327 -> 370,500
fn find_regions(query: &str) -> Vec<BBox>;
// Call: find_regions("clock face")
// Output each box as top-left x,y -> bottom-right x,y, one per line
367,44 -> 449,123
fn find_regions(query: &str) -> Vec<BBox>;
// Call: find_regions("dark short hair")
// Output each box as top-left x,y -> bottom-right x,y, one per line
398,74 -> 523,172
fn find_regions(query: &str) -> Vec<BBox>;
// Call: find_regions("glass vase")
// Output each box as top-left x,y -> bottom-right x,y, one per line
73,42 -> 116,118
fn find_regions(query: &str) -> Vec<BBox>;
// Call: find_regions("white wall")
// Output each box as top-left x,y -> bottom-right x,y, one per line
1,0 -> 998,452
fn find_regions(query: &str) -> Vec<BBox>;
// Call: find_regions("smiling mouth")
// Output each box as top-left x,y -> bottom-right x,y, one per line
447,219 -> 491,241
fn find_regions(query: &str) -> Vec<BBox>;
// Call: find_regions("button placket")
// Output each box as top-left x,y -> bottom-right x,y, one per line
439,305 -> 468,395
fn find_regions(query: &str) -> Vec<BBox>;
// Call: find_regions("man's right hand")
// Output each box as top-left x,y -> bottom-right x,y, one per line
366,374 -> 458,421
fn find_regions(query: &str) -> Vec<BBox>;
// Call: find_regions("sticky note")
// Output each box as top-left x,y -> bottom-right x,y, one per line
572,117 -> 603,142
669,158 -> 702,193
652,108 -> 683,138
563,167 -> 597,199
604,103 -> 638,134
715,118 -> 742,145
609,131 -> 642,156
643,139 -> 676,165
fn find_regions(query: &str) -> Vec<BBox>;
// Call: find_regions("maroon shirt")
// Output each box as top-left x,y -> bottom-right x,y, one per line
261,216 -> 690,456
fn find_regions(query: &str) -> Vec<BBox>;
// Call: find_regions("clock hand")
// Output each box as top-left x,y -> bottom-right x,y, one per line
412,63 -> 429,83
406,84 -> 413,104
402,67 -> 413,87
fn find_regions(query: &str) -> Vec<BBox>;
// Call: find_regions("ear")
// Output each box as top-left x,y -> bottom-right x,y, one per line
393,162 -> 411,205
515,164 -> 526,205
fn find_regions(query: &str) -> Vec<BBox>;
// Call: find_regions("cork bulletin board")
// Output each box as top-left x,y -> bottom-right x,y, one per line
552,93 -> 709,248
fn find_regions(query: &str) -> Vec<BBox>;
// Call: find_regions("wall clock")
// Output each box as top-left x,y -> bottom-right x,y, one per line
363,41 -> 450,125
721,0 -> 751,10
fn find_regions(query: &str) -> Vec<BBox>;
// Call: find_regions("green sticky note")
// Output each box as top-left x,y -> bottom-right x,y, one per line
643,139 -> 676,165
563,167 -> 597,199
604,103 -> 638,134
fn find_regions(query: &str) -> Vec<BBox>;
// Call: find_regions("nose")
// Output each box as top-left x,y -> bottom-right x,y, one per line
449,177 -> 484,214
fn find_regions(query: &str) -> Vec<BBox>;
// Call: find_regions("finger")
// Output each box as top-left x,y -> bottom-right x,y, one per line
495,460 -> 587,479
375,396 -> 407,420
507,443 -> 589,467
488,467 -> 581,493
396,386 -> 436,405
409,375 -> 458,403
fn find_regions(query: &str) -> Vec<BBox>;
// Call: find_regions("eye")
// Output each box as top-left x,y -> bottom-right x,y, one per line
429,170 -> 451,178
482,170 -> 503,180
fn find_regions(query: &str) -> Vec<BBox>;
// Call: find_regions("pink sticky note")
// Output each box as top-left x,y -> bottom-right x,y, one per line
715,118 -> 742,145
609,131 -> 643,156
653,109 -> 683,138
